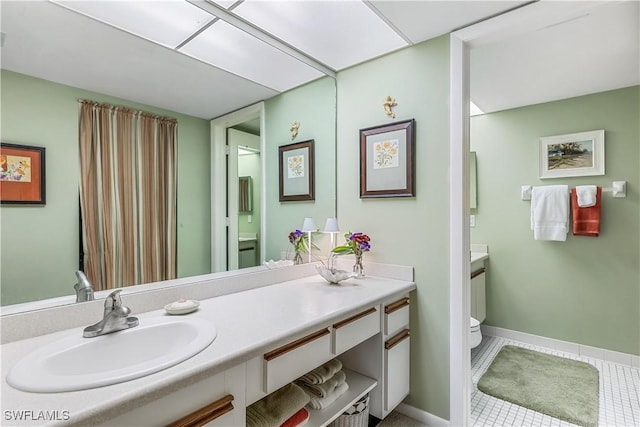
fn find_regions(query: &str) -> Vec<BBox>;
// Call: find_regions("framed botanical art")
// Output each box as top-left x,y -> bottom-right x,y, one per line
360,119 -> 415,198
279,139 -> 315,202
0,142 -> 46,205
539,129 -> 604,179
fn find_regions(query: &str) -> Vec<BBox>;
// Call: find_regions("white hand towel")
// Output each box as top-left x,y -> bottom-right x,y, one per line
530,185 -> 569,241
576,185 -> 597,207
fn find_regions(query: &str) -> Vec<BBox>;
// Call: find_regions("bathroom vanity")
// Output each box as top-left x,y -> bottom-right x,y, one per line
0,262 -> 415,426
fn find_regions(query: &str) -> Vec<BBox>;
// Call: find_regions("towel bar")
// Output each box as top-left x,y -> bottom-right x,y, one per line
521,181 -> 626,200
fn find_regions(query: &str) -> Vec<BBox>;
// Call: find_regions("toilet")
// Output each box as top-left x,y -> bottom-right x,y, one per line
470,317 -> 482,349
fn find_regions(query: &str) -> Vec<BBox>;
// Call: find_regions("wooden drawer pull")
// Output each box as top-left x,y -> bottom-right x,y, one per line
264,328 -> 330,361
471,268 -> 486,279
167,394 -> 234,427
384,297 -> 410,314
385,329 -> 410,350
333,307 -> 377,329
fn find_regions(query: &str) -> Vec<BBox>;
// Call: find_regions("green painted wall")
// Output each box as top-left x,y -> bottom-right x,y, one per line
264,77 -> 336,261
471,86 -> 640,355
1,70 -> 211,305
336,36 -> 451,419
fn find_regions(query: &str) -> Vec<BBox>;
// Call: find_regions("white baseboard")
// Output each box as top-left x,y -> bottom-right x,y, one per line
395,403 -> 449,426
482,325 -> 640,368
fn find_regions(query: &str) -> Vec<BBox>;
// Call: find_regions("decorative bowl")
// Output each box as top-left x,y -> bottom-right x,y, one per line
315,265 -> 355,284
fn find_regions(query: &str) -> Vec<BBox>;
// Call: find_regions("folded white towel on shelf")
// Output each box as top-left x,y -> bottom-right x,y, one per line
530,185 -> 570,241
305,381 -> 349,410
575,185 -> 597,207
297,359 -> 342,385
296,370 -> 346,398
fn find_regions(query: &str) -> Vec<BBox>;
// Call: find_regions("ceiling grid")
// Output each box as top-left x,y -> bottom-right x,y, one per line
1,0 -> 636,119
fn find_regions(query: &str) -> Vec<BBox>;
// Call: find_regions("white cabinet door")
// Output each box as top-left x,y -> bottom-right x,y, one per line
384,329 -> 410,412
471,269 -> 486,323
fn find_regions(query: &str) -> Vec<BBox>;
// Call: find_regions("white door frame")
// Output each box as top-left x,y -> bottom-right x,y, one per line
449,33 -> 471,427
448,4 -> 585,422
210,102 -> 266,273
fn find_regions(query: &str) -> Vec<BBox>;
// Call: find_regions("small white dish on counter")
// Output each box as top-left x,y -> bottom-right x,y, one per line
165,299 -> 200,315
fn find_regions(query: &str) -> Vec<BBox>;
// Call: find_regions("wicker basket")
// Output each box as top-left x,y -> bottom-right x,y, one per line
328,394 -> 370,427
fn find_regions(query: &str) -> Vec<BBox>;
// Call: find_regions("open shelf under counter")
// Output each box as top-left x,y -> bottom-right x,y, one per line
306,368 -> 377,427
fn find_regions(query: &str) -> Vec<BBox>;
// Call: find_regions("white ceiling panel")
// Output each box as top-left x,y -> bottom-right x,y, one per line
233,0 -> 407,70
1,1 -> 278,119
179,19 -> 324,92
368,0 -> 529,44
1,1 -> 636,119
53,0 -> 215,49
470,1 -> 640,113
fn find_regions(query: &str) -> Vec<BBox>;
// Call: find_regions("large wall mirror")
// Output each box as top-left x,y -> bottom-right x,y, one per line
0,1 -> 337,311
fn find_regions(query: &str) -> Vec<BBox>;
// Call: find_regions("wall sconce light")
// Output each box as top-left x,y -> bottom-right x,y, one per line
323,217 -> 340,250
301,217 -> 317,263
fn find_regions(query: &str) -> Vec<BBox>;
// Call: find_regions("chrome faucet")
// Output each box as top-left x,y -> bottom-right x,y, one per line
74,270 -> 95,302
83,290 -> 139,338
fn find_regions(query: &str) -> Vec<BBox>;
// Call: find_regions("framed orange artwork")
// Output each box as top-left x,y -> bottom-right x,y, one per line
0,143 -> 46,205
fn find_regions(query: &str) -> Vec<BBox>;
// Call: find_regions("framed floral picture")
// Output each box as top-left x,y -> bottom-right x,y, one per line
0,142 -> 46,205
539,129 -> 605,179
279,139 -> 315,202
359,119 -> 415,198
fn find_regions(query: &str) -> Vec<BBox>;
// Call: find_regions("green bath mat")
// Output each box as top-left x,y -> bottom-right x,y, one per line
477,345 -> 599,427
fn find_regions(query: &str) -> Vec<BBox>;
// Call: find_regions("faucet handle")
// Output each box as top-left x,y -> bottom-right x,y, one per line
104,289 -> 123,310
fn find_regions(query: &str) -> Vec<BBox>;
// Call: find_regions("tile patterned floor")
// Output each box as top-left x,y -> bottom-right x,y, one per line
471,335 -> 640,426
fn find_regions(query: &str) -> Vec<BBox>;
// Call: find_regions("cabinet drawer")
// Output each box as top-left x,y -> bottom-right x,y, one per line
384,297 -> 410,336
167,394 -> 234,427
105,364 -> 245,427
332,307 -> 380,355
263,328 -> 332,394
384,329 -> 410,412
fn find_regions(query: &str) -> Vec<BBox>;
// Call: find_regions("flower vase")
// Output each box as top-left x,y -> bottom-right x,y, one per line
293,252 -> 304,265
353,253 -> 365,278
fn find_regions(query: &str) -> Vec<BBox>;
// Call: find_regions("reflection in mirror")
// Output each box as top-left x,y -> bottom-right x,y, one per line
1,75 -> 337,312
239,177 -> 253,213
228,126 -> 261,270
211,77 -> 337,274
1,2 -> 337,314
470,152 -> 477,210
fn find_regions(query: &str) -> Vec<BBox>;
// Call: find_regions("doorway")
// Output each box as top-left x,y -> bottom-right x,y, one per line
227,125 -> 261,270
210,102 -> 265,273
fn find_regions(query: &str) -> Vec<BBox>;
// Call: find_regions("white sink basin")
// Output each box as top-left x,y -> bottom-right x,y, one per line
7,316 -> 217,393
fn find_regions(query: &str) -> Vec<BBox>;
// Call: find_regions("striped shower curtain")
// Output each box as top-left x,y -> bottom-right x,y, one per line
78,100 -> 177,290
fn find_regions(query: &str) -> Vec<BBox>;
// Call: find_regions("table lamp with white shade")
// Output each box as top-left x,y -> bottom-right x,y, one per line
301,217 -> 317,263
323,217 -> 340,250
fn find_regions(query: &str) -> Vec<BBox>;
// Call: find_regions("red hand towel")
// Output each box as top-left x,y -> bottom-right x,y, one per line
281,407 -> 309,427
571,187 -> 601,237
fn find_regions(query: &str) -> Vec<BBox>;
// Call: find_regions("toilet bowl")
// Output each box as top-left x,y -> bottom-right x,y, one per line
470,317 -> 482,349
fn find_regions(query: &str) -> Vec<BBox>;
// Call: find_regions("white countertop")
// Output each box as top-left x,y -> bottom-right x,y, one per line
1,273 -> 415,426
470,252 -> 489,265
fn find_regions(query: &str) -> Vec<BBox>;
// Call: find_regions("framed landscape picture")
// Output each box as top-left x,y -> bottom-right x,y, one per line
539,130 -> 604,179
279,139 -> 315,202
0,142 -> 46,205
